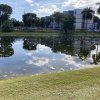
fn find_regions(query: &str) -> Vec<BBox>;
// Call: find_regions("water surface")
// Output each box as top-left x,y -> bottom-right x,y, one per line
0,36 -> 100,77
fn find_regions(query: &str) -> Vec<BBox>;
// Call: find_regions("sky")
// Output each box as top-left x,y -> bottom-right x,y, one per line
0,0 -> 100,20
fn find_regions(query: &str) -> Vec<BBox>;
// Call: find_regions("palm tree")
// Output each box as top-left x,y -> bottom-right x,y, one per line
96,3 -> 100,14
96,3 -> 100,31
82,8 -> 94,30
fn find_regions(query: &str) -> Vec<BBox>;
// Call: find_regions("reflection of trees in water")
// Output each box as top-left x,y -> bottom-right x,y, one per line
23,37 -> 56,51
92,43 -> 100,64
23,38 -> 37,51
23,36 -> 100,65
78,48 -> 90,61
92,53 -> 100,64
77,38 -> 100,64
23,36 -> 74,55
0,37 -> 14,57
0,36 -> 99,64
78,38 -> 92,61
96,53 -> 100,62
51,37 -> 73,55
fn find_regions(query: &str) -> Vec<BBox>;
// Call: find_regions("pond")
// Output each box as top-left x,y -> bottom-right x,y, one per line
0,36 -> 100,78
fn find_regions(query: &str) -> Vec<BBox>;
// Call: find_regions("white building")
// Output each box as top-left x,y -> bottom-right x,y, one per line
63,9 -> 94,31
74,9 -> 83,30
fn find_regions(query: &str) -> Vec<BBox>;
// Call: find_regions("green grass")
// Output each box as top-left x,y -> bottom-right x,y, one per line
0,31 -> 100,37
0,31 -> 62,37
0,67 -> 100,100
73,31 -> 100,37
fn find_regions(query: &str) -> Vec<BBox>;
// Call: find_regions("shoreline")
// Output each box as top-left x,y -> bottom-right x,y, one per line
1,64 -> 100,80
0,31 -> 100,37
0,66 -> 100,100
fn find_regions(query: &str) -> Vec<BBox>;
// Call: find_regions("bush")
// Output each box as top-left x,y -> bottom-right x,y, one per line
2,20 -> 13,32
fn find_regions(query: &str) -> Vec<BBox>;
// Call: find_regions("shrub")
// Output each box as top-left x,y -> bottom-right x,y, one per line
2,20 -> 13,32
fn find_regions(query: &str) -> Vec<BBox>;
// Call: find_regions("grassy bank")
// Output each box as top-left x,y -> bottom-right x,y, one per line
73,31 -> 100,37
0,31 -> 100,37
0,31 -> 62,37
0,67 -> 100,100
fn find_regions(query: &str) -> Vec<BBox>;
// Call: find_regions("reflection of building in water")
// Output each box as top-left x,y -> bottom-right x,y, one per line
23,37 -> 100,58
0,36 -> 100,67
72,37 -> 100,60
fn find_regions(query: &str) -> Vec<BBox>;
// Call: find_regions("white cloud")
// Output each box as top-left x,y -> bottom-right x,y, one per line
25,0 -> 100,17
33,5 -> 60,16
30,4 -> 34,6
62,0 -> 100,9
36,3 -> 40,7
26,52 -> 33,56
48,65 -> 55,70
26,57 -> 49,67
61,0 -> 100,18
25,0 -> 33,4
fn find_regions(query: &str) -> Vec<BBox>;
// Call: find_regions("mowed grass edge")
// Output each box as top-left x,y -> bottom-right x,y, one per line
0,32 -> 62,37
0,67 -> 100,100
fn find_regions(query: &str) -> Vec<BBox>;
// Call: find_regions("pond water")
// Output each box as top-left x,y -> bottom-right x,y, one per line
0,36 -> 100,77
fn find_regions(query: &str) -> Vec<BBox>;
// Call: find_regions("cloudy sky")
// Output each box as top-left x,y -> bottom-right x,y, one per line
0,0 -> 99,20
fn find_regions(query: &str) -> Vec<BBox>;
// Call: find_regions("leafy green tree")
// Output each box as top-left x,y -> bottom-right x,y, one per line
52,12 -> 63,24
51,12 -> 75,31
51,12 -> 64,28
62,15 -> 75,32
2,20 -> 13,32
40,17 -> 45,28
96,3 -> 100,31
22,13 -> 37,27
97,6 -> 100,14
0,4 -> 12,27
93,16 -> 100,29
35,18 -> 41,27
40,16 -> 53,28
45,16 -> 53,28
11,18 -> 24,27
94,16 -> 99,23
82,8 -> 94,30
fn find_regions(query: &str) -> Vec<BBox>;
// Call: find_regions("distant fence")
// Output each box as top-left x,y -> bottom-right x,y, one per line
14,27 -> 60,33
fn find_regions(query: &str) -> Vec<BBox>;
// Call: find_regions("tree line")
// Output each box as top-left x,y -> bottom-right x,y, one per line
0,4 -> 100,32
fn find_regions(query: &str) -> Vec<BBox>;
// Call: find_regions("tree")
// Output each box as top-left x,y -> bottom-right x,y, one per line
51,12 -> 64,28
40,16 -> 53,28
97,6 -> 100,14
93,16 -> 100,30
82,8 -> 94,30
2,20 -> 13,32
96,3 -> 100,31
40,17 -> 45,28
45,16 -> 53,28
11,18 -> 23,27
0,4 -> 12,27
96,3 -> 100,14
62,15 -> 75,32
35,18 -> 41,27
22,13 -> 37,27
94,16 -> 99,23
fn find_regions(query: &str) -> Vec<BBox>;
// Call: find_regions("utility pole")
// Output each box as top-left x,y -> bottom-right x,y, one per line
23,10 -> 25,27
96,3 -> 100,31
